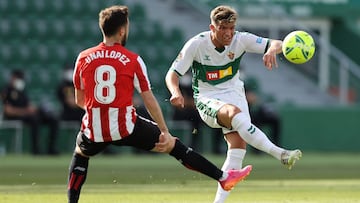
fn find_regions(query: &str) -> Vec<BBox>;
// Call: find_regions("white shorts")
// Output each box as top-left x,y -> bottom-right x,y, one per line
195,88 -> 250,134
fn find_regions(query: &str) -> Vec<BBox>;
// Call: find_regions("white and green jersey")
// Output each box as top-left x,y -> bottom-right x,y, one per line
170,31 -> 270,100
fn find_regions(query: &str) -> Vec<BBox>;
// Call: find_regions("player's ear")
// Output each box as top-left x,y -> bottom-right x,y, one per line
118,26 -> 126,37
209,24 -> 215,32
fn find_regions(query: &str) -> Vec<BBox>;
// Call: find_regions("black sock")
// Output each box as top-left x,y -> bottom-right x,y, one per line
169,139 -> 223,181
67,153 -> 89,203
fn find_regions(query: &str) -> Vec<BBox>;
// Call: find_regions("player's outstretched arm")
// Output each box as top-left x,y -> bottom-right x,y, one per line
165,70 -> 184,108
140,90 -> 169,133
140,90 -> 175,153
263,39 -> 283,70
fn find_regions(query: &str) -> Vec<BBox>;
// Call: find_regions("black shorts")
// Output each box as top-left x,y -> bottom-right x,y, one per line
76,116 -> 161,156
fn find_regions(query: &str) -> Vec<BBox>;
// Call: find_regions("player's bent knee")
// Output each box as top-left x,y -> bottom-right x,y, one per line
152,136 -> 177,153
75,145 -> 90,158
162,136 -> 176,153
218,105 -> 241,128
167,136 -> 177,151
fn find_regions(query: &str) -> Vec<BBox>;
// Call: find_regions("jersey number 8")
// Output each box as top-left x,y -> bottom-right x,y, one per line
94,65 -> 116,104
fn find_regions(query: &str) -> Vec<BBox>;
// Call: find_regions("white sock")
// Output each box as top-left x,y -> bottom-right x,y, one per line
213,149 -> 246,203
231,113 -> 284,160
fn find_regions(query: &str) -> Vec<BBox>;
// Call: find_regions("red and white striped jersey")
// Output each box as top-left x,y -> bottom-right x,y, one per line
73,42 -> 151,142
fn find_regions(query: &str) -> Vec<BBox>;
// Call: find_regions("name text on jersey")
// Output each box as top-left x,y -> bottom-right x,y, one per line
85,50 -> 131,65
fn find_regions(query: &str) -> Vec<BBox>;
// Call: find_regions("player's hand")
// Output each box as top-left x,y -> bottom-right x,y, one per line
263,51 -> 278,70
169,93 -> 185,108
154,132 -> 174,153
263,39 -> 282,70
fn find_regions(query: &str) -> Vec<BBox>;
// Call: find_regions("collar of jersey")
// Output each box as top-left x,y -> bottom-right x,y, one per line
207,32 -> 227,54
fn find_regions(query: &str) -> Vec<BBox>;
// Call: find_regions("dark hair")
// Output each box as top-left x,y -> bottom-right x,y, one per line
99,5 -> 129,37
11,69 -> 24,79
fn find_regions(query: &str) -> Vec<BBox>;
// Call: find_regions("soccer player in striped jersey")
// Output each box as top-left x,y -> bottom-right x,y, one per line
165,5 -> 302,203
67,5 -> 252,203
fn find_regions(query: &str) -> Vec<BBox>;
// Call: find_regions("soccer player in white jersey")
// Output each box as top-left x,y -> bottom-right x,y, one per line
165,5 -> 302,203
67,5 -> 253,203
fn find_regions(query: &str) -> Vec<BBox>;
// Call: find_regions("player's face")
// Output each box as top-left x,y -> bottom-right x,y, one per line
210,22 -> 236,47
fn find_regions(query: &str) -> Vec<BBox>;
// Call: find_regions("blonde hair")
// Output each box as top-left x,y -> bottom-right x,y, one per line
210,5 -> 237,25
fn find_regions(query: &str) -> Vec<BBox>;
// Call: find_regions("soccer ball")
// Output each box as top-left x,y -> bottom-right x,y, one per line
282,30 -> 315,64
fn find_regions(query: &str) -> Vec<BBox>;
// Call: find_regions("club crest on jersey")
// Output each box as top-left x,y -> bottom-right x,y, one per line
227,51 -> 234,60
206,66 -> 233,81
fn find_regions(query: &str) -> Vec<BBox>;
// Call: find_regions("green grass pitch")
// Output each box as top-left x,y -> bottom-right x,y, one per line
0,152 -> 359,203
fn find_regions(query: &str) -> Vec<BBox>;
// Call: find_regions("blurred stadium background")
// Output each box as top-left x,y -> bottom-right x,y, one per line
0,0 -> 359,155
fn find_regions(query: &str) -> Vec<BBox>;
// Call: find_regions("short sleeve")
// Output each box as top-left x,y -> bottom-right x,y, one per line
238,32 -> 269,54
169,38 -> 198,76
73,53 -> 84,90
134,56 -> 151,93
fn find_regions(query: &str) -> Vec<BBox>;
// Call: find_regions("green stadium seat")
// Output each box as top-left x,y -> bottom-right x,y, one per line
64,41 -> 94,63
0,17 -> 26,39
51,42 -> 76,64
67,0 -> 87,16
152,47 -> 171,67
69,19 -> 87,38
12,0 -> 28,14
15,43 -> 37,65
36,44 -> 51,63
48,1 -> 66,14
56,44 -> 70,63
31,18 -> 50,38
129,22 -> 152,45
82,17 -> 102,40
14,18 -> 33,38
0,43 -> 13,64
126,44 -> 141,55
21,0 -> 53,15
28,67 -> 53,89
0,17 -> 11,38
43,41 -> 67,64
0,0 -> 10,15
0,66 -> 11,83
15,44 -> 33,64
130,3 -> 146,22
167,27 -> 185,47
31,0 -> 47,14
148,21 -> 166,44
103,0 -> 124,8
83,0 -> 102,16
49,17 -> 69,40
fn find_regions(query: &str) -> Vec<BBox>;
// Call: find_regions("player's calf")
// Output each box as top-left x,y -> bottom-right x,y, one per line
68,153 -> 89,203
